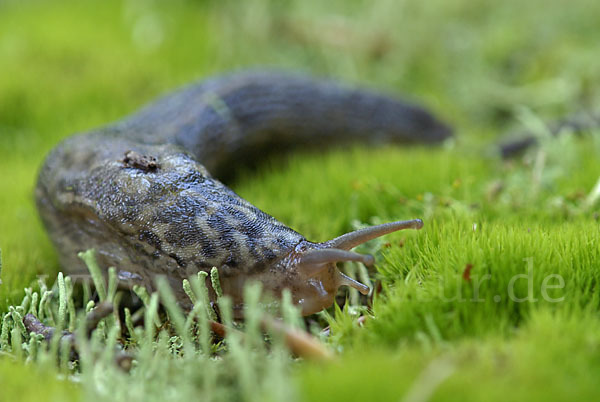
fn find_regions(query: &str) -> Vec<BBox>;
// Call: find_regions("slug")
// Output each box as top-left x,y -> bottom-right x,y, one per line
35,70 -> 451,316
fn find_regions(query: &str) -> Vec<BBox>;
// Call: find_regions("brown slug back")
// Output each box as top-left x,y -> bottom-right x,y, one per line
35,70 -> 449,316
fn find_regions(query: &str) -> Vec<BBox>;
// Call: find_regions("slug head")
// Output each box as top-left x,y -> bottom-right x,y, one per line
277,219 -> 423,315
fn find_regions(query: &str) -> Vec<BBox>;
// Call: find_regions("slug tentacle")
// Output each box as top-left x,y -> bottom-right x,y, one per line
336,272 -> 370,295
284,219 -> 424,315
298,248 -> 374,271
327,219 -> 424,250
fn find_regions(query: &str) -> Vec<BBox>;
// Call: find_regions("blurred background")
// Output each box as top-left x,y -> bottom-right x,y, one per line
1,0 -> 600,303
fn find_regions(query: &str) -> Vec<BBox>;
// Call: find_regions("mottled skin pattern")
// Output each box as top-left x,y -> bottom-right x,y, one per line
36,71 -> 451,316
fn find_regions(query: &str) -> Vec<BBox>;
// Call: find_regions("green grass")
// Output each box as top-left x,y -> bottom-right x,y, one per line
2,0 -> 600,400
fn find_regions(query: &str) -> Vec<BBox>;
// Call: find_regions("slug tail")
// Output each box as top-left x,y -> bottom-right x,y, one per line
124,71 -> 452,182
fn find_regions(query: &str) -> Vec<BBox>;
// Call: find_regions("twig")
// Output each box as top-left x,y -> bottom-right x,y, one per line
85,301 -> 114,336
207,317 -> 332,361
261,316 -> 333,361
23,302 -> 132,372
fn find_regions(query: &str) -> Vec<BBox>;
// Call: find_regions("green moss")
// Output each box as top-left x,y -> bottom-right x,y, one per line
299,309 -> 600,402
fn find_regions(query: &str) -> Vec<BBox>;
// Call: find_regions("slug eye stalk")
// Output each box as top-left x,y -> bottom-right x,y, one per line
326,219 -> 424,250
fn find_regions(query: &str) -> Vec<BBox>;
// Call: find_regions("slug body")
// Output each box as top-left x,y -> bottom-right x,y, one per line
36,71 -> 450,315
